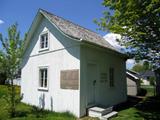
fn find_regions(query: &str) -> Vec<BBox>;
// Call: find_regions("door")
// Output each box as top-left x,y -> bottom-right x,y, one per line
87,63 -> 97,106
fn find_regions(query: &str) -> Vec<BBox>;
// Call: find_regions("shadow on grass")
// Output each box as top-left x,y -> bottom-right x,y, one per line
137,88 -> 147,96
113,96 -> 143,111
15,111 -> 28,117
113,95 -> 160,120
13,105 -> 76,119
135,96 -> 160,120
113,88 -> 148,111
31,105 -> 48,118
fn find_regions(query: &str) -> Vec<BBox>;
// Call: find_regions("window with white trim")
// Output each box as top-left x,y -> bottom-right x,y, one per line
39,67 -> 48,88
40,33 -> 48,49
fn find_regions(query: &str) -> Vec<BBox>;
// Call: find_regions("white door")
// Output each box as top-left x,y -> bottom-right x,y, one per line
87,63 -> 97,106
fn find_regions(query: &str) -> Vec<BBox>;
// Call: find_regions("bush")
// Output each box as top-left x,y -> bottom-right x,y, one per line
137,88 -> 147,96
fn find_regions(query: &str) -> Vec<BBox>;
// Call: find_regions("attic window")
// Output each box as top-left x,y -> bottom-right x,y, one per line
40,33 -> 48,50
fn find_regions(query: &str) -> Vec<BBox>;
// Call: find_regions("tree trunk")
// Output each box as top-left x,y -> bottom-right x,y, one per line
0,73 -> 7,85
10,78 -> 16,117
155,68 -> 160,97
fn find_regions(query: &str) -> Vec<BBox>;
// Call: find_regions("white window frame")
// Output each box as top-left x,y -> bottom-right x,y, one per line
38,66 -> 49,91
39,31 -> 49,51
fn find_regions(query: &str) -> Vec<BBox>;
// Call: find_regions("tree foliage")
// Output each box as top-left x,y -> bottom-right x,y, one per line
0,24 -> 25,117
132,64 -> 145,73
95,0 -> 160,69
132,61 -> 152,72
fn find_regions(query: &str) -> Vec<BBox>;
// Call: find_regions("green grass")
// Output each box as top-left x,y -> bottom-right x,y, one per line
0,85 -> 76,120
141,85 -> 155,96
111,85 -> 160,120
112,108 -> 141,120
1,85 -> 159,120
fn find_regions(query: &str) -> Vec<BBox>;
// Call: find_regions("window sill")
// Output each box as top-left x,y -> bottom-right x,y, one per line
39,48 -> 49,52
38,87 -> 48,91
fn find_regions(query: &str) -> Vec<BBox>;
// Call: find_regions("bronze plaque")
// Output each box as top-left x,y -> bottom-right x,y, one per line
60,69 -> 79,90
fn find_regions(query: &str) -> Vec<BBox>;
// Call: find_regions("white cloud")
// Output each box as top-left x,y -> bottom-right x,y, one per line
126,59 -> 135,69
126,59 -> 135,64
104,33 -> 135,69
0,19 -> 4,25
103,33 -> 124,50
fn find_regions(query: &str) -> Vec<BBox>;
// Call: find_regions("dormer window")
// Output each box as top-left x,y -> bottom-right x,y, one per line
40,33 -> 48,50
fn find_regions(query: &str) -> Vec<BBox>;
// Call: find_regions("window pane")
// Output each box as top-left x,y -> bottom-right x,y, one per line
45,69 -> 47,87
45,34 -> 48,48
45,34 -> 48,40
41,42 -> 44,48
40,33 -> 48,49
45,41 -> 48,48
40,70 -> 44,87
44,78 -> 47,87
40,36 -> 44,49
41,36 -> 44,42
39,68 -> 48,88
45,69 -> 47,80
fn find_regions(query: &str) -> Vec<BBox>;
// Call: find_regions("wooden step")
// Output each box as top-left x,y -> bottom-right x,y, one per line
100,111 -> 118,120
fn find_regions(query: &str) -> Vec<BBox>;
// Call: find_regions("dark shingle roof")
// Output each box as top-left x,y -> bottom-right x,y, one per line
40,9 -> 119,53
139,71 -> 155,78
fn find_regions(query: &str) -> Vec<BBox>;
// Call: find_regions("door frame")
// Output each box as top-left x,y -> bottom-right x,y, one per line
86,61 -> 98,107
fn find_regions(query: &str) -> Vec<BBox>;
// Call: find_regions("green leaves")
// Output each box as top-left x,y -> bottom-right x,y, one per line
96,0 -> 160,68
0,24 -> 25,117
0,24 -> 24,79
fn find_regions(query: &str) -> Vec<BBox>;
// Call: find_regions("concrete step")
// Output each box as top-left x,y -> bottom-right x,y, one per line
88,106 -> 113,118
100,111 -> 118,120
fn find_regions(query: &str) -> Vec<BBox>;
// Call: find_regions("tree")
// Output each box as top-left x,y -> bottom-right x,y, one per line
95,0 -> 160,95
132,61 -> 152,72
0,24 -> 24,117
0,72 -> 7,84
143,61 -> 150,71
132,61 -> 156,87
132,64 -> 144,73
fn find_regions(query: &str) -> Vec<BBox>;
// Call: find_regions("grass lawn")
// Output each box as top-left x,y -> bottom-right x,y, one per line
111,85 -> 160,120
141,85 -> 155,96
0,85 -> 76,120
0,85 -> 159,120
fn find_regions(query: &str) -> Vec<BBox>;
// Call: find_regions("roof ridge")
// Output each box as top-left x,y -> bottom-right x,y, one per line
39,8 -> 104,39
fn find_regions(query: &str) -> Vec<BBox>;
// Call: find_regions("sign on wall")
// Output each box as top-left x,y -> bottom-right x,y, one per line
60,69 -> 79,90
100,73 -> 107,83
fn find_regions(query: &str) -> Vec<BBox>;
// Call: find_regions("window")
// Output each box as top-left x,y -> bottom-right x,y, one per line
40,33 -> 48,50
39,67 -> 48,88
109,67 -> 114,87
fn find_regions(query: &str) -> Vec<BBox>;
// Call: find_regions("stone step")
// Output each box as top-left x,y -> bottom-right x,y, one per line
88,106 -> 113,118
100,111 -> 118,120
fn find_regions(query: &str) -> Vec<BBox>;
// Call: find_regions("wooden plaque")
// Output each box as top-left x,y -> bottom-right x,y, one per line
60,69 -> 79,90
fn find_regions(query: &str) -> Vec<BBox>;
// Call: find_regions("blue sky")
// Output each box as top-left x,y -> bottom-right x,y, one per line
0,0 -> 134,69
0,0 -> 107,38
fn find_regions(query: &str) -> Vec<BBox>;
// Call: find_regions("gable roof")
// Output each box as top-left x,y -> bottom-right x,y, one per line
25,9 -> 127,57
40,9 -> 116,50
